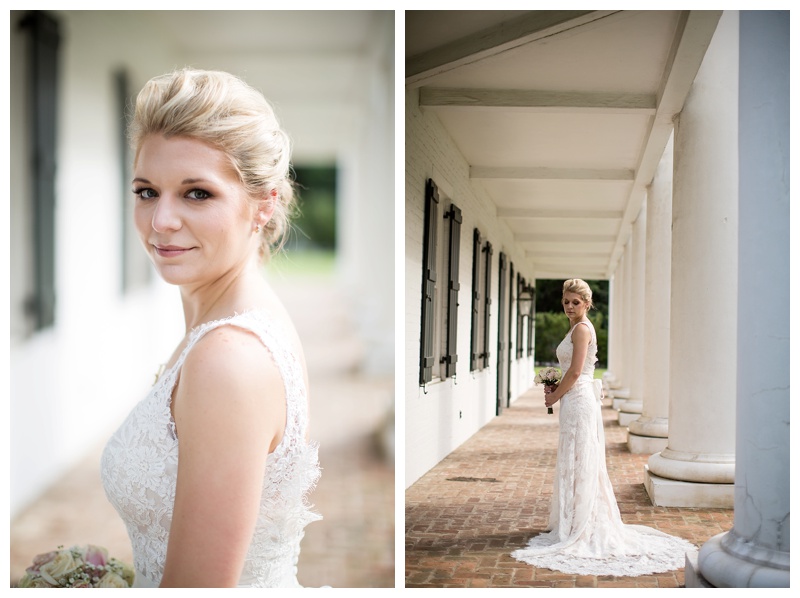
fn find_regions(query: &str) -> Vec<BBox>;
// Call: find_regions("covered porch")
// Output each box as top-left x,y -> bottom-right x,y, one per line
405,10 -> 788,587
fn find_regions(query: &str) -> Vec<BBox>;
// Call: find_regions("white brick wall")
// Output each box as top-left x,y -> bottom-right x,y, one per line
405,88 -> 535,488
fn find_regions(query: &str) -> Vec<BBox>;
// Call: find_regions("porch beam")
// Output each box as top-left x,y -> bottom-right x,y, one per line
531,256 -> 608,267
406,11 -> 619,87
498,208 -> 621,219
527,249 -> 613,258
420,87 -> 656,115
534,268 -> 608,280
471,166 -> 634,181
606,10 -> 723,277
515,233 -> 616,243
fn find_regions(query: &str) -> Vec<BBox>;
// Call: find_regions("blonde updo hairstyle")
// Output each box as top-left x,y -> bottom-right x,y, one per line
562,278 -> 594,311
129,68 -> 295,257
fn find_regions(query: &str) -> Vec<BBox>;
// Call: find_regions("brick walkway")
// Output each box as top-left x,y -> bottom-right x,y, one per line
405,386 -> 733,588
9,277 -> 395,588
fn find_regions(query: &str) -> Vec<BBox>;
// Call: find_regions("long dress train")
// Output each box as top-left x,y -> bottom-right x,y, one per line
511,320 -> 696,577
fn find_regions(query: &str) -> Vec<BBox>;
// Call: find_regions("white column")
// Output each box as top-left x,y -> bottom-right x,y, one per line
618,203 -> 646,426
609,246 -> 630,406
628,134 -> 673,453
688,10 -> 789,588
603,273 -> 621,391
646,11 -> 738,508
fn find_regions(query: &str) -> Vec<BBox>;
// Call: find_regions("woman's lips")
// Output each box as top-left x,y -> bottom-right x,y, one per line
154,244 -> 193,258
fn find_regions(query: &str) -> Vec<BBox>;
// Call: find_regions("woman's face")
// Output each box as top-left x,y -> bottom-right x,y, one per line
563,291 -> 589,320
133,135 -> 260,288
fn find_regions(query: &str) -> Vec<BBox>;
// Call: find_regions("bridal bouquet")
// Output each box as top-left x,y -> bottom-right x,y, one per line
535,367 -> 562,414
17,544 -> 134,588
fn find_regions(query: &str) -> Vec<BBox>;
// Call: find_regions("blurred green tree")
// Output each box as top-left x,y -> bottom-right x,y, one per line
290,166 -> 337,250
534,279 -> 609,367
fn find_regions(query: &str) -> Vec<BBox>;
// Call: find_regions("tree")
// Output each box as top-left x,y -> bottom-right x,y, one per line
534,278 -> 609,367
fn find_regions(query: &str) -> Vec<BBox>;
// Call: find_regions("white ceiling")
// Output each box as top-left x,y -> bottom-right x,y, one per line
407,10 -> 722,280
71,10 -> 389,163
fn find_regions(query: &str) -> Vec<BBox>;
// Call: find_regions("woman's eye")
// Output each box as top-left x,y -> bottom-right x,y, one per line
133,187 -> 157,200
186,189 -> 211,200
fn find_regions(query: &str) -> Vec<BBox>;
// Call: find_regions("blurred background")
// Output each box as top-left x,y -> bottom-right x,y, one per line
9,10 -> 395,587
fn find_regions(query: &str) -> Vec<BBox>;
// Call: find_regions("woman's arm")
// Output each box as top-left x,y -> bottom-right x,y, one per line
545,324 -> 591,408
160,326 -> 286,588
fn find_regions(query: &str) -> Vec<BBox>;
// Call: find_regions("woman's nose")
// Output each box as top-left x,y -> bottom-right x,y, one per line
151,195 -> 182,232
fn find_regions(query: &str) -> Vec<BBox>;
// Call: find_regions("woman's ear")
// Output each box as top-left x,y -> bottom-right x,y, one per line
254,189 -> 277,229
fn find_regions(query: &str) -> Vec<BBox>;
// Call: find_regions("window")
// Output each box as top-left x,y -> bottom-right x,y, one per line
419,179 -> 461,385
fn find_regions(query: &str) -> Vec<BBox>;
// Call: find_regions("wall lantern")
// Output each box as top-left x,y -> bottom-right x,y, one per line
518,283 -> 535,317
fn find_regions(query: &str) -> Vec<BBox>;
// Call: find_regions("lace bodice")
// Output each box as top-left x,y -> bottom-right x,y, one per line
512,318 -> 696,576
100,310 -> 321,587
556,320 -> 597,379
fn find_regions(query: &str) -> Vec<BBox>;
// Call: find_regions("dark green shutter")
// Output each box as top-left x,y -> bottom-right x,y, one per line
527,288 -> 535,357
23,11 -> 60,330
517,274 -> 525,358
496,252 -> 507,414
508,261 -> 514,382
443,204 -> 461,378
482,241 -> 493,369
470,228 -> 482,371
419,179 -> 439,385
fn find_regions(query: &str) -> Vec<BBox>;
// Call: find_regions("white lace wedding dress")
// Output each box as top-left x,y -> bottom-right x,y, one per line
512,320 -> 696,576
101,310 -> 321,587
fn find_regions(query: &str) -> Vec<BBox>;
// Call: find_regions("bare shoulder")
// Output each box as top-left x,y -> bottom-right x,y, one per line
173,324 -> 285,444
572,322 -> 592,344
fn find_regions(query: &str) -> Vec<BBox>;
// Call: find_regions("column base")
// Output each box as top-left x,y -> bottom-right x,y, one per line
618,400 -> 642,426
609,387 -> 629,400
627,432 -> 668,454
602,371 -> 619,389
685,551 -> 714,587
627,416 -> 669,452
693,531 -> 790,588
643,465 -> 734,508
628,415 -> 669,438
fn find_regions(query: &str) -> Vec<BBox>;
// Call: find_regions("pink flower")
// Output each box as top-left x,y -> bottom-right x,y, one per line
26,550 -> 57,574
82,545 -> 108,568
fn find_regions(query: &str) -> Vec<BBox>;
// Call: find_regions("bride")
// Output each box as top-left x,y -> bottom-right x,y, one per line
512,279 -> 695,577
100,69 -> 321,587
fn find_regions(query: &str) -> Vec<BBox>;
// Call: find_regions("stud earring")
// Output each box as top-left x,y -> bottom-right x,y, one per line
255,224 -> 261,234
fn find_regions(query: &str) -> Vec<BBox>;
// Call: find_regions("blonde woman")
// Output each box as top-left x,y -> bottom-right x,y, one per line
512,279 -> 695,576
101,69 -> 320,588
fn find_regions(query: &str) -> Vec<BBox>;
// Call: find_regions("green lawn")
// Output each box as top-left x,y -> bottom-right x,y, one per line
264,249 -> 335,278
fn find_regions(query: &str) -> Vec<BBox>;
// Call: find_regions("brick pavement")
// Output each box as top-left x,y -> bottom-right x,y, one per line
9,277 -> 395,588
405,386 -> 734,588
